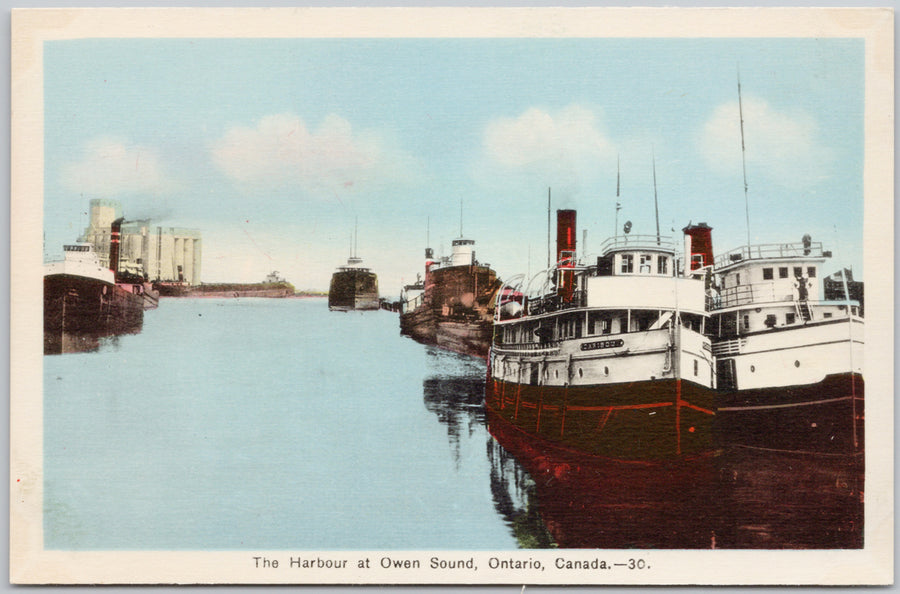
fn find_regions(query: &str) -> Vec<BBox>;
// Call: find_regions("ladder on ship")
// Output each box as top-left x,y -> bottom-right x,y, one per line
796,300 -> 812,322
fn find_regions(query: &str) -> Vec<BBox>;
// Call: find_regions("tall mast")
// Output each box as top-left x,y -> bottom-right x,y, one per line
738,67 -> 751,247
652,151 -> 660,245
459,197 -> 464,237
354,217 -> 358,257
546,187 -> 551,269
614,156 -> 621,239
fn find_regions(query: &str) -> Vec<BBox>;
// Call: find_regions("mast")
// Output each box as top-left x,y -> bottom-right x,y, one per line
652,151 -> 660,245
459,197 -> 464,237
546,187 -> 551,269
354,217 -> 358,257
614,156 -> 621,239
738,68 -> 751,247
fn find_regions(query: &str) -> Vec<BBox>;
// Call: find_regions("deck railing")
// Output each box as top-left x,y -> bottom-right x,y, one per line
599,235 -> 676,254
714,241 -> 825,268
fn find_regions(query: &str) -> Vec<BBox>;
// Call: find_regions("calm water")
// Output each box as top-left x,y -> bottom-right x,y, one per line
44,298 -> 862,550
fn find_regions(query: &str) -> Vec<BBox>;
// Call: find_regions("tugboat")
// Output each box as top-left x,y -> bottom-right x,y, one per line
400,236 -> 502,359
702,227 -> 865,455
486,209 -> 716,462
328,225 -> 379,311
44,217 -> 146,354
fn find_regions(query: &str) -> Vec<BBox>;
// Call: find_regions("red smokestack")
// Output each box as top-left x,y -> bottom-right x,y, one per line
109,217 -> 125,278
556,209 -> 576,301
683,222 -> 714,272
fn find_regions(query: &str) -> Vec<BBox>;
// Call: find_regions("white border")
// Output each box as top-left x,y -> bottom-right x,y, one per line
9,7 -> 894,585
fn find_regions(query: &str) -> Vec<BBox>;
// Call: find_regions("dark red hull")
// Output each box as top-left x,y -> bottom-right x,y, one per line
714,373 -> 864,455
485,376 -> 717,462
44,274 -> 144,354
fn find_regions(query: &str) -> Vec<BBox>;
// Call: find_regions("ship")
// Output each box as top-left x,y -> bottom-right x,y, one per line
703,227 -> 864,455
400,237 -> 502,359
44,218 -> 146,354
485,209 -> 717,462
328,226 -> 379,311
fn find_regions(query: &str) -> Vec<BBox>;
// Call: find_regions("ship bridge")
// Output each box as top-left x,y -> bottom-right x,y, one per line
597,235 -> 677,277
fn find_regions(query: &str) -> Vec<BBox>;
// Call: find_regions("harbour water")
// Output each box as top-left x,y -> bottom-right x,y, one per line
44,298 -> 862,550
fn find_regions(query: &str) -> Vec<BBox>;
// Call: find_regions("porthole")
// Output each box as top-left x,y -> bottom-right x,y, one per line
554,369 -> 559,379
604,366 -> 609,376
750,365 -> 755,372
578,368 -> 583,378
794,360 -> 800,368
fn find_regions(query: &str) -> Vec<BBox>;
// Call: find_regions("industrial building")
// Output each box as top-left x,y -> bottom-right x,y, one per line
80,199 -> 202,285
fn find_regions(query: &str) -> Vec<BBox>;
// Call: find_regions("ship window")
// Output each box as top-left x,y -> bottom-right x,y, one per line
779,267 -> 789,278
603,366 -> 609,376
620,254 -> 634,274
578,368 -> 583,378
693,359 -> 699,376
657,256 -> 668,275
640,255 -> 652,273
786,312 -> 796,324
823,312 -> 832,319
762,267 -> 774,280
742,315 -> 750,330
793,267 -> 803,278
807,267 -> 816,278
735,273 -> 741,285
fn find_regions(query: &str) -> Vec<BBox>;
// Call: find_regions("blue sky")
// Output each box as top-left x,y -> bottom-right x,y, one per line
43,37 -> 864,294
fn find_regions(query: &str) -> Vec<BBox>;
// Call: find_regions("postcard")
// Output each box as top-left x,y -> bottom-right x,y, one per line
10,6 -> 893,586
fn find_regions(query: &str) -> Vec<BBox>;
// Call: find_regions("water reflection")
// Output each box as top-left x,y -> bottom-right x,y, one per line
487,406 -> 864,549
44,324 -> 143,355
420,346 -> 488,466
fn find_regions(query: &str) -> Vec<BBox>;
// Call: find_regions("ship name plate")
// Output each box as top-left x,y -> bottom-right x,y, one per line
580,339 -> 625,351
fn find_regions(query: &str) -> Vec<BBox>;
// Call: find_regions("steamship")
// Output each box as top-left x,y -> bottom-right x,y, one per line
486,210 -> 717,462
400,237 -> 502,359
706,232 -> 864,455
44,217 -> 146,354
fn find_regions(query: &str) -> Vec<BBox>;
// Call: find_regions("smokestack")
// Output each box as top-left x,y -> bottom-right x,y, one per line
682,222 -> 714,275
109,217 -> 125,278
556,209 -> 577,301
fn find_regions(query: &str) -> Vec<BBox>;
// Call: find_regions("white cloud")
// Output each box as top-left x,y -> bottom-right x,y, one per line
209,113 -> 418,195
699,97 -> 831,189
478,104 -> 616,199
61,137 -> 172,197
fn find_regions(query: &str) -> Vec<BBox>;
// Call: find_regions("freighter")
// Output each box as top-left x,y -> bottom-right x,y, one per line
704,228 -> 864,455
44,218 -> 146,354
328,228 -> 379,311
486,210 -> 716,462
400,236 -> 502,359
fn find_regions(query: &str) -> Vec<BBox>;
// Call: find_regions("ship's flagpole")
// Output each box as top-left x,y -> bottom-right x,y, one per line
546,187 -> 551,269
738,67 -> 751,249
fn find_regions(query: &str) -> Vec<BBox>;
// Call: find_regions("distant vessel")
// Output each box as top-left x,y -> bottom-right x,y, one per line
400,237 -> 501,359
329,224 -> 379,311
706,231 -> 864,455
486,209 -> 717,462
44,218 -> 145,354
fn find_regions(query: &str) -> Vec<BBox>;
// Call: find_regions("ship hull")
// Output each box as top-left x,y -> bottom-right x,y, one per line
399,307 -> 492,359
485,376 -> 717,462
44,273 -> 144,354
400,263 -> 499,358
715,372 -> 864,455
328,269 -> 379,311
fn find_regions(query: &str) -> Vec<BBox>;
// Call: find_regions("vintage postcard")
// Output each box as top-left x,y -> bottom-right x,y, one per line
10,6 -> 893,586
